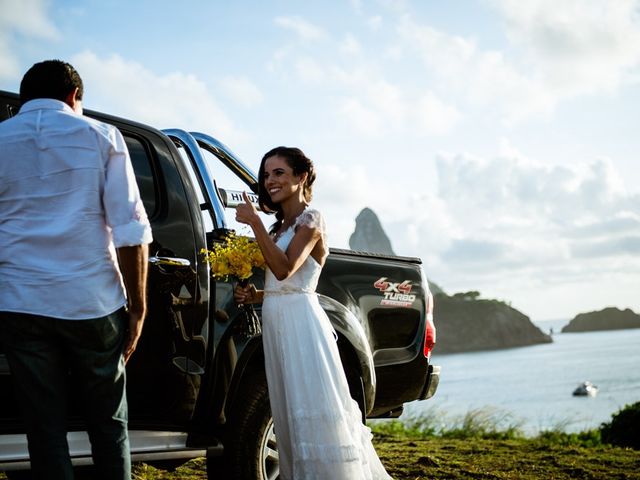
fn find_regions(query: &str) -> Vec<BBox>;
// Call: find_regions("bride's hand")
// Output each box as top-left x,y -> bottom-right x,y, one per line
235,191 -> 259,226
234,283 -> 257,304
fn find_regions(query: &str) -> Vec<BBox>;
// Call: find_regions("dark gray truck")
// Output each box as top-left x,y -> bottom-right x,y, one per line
0,90 -> 439,479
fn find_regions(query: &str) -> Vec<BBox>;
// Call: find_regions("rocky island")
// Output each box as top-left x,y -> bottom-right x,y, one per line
349,208 -> 552,353
562,307 -> 640,333
432,291 -> 552,353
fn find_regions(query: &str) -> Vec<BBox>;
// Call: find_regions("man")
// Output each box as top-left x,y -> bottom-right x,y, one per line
0,60 -> 152,479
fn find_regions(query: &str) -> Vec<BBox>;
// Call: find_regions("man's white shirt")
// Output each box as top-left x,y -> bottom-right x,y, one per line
0,98 -> 153,319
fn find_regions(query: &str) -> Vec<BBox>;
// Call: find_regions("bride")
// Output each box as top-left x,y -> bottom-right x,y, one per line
234,146 -> 392,479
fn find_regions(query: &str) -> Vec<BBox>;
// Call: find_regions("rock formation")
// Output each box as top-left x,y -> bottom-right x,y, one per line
349,207 -> 395,255
562,307 -> 640,333
433,294 -> 552,353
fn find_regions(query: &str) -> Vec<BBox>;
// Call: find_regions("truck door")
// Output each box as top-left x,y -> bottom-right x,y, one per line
0,96 -> 210,430
118,127 -> 210,427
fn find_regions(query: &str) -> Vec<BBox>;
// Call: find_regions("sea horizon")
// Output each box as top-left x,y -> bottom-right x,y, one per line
405,326 -> 640,435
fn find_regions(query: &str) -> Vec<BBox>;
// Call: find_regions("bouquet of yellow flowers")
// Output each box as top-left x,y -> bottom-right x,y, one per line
201,233 -> 265,339
201,233 -> 265,282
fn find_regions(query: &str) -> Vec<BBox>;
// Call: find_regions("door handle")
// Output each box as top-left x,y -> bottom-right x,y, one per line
149,256 -> 191,268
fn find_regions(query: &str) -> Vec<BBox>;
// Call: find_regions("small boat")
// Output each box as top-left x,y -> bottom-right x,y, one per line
573,381 -> 598,397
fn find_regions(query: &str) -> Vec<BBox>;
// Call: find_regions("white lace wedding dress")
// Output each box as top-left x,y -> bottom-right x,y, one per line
261,209 -> 392,480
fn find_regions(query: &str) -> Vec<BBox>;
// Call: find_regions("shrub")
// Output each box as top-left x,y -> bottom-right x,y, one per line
536,429 -> 601,447
368,419 -> 434,439
600,401 -> 640,449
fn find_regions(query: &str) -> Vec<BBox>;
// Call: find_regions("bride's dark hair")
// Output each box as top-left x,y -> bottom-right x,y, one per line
258,146 -> 316,234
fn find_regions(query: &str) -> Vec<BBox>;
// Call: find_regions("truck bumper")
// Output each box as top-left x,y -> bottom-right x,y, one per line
419,364 -> 440,400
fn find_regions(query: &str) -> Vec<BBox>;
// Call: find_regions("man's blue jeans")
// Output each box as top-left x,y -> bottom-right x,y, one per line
0,308 -> 131,480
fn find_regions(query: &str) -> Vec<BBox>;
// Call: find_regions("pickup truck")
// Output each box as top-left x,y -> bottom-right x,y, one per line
0,90 -> 439,479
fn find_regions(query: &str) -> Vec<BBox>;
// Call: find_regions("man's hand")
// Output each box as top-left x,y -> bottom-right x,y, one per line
124,307 -> 145,363
117,244 -> 149,363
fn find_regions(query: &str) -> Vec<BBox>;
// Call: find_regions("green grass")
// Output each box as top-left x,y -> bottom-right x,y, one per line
2,409 -> 637,479
369,406 -> 612,449
374,433 -> 640,480
1,435 -> 637,480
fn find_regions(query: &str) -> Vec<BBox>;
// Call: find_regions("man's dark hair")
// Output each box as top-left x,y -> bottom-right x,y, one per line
19,60 -> 84,105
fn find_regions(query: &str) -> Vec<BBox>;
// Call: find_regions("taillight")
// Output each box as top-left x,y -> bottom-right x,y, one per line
424,292 -> 436,359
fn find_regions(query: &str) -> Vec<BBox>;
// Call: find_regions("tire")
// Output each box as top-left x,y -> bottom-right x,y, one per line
208,371 -> 279,480
345,364 -> 367,424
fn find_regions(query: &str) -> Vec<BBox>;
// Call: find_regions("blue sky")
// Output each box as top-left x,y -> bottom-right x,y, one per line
1,0 -> 639,321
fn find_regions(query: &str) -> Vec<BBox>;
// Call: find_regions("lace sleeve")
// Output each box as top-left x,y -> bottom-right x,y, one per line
294,209 -> 326,236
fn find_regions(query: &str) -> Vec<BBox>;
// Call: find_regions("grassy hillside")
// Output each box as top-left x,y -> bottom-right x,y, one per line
127,436 -> 640,479
3,431 -> 636,479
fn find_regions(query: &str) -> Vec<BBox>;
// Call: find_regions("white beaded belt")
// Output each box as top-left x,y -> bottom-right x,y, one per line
264,288 -> 315,296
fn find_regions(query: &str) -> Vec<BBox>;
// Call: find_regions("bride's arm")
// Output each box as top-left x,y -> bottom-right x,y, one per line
273,225 -> 322,280
236,193 -> 322,281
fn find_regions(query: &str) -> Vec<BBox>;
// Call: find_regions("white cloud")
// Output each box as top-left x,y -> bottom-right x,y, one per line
0,0 -> 59,80
435,153 -> 633,228
367,15 -> 383,31
218,75 -> 264,108
349,0 -> 364,15
340,33 -> 362,56
337,80 -> 460,136
267,12 -> 462,136
71,51 -> 243,143
294,56 -> 328,85
397,16 -> 555,123
270,40 -> 463,136
364,79 -> 405,125
314,162 -> 372,247
385,149 -> 640,313
398,0 -> 640,123
338,98 -> 382,135
0,0 -> 58,38
274,16 -> 326,41
492,0 -> 640,95
414,91 -> 462,135
0,33 -> 18,80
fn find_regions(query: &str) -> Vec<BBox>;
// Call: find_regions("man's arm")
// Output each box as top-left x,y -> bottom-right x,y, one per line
117,244 -> 149,363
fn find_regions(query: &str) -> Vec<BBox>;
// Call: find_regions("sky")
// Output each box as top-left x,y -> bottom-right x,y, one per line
1,0 -> 639,321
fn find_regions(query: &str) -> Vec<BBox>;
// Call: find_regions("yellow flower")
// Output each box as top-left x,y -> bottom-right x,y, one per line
201,233 -> 265,281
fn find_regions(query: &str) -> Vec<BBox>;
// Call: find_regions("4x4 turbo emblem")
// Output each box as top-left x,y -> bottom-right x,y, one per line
374,277 -> 416,307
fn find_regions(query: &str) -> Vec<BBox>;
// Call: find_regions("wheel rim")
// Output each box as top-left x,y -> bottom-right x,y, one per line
259,417 -> 280,480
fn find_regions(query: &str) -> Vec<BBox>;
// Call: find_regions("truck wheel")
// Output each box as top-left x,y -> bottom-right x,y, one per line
208,372 -> 279,480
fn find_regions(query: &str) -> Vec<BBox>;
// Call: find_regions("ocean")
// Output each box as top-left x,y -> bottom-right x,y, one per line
403,323 -> 640,435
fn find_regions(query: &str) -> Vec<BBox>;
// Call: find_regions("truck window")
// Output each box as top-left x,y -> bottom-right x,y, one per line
174,144 -> 216,232
199,148 -> 273,234
125,135 -> 157,218
172,141 -> 272,235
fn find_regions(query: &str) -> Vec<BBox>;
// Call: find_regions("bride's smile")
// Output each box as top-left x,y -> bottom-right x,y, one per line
264,155 -> 305,205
